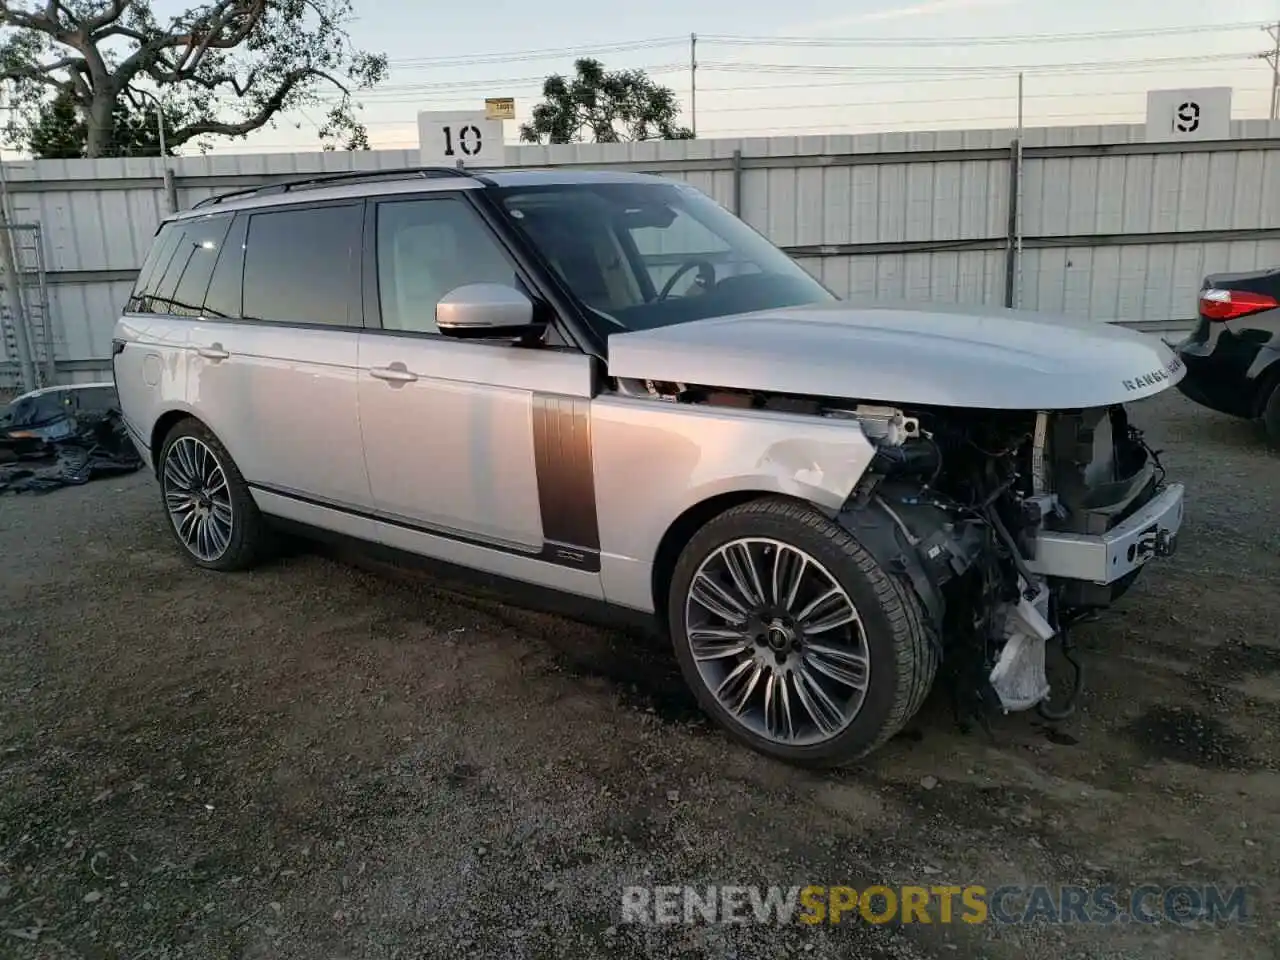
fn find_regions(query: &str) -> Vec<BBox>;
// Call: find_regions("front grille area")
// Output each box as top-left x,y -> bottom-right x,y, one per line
1046,405 -> 1157,536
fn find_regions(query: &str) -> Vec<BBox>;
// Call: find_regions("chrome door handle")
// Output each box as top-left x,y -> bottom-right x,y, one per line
369,364 -> 418,383
197,344 -> 229,361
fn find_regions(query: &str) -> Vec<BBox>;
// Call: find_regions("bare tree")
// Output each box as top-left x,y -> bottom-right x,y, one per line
0,0 -> 387,157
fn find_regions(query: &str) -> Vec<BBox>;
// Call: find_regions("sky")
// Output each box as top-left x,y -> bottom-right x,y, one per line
19,0 -> 1280,154
269,0 -> 1280,154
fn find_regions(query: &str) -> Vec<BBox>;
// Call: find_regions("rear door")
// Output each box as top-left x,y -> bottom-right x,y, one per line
186,201 -> 372,509
113,213 -> 232,462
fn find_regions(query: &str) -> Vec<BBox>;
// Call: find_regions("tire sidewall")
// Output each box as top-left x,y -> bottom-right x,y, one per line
1262,377 -> 1280,449
667,501 -> 920,765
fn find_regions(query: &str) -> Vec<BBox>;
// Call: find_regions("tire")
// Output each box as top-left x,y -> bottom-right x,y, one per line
157,418 -> 268,571
1262,377 -> 1280,451
667,497 -> 937,768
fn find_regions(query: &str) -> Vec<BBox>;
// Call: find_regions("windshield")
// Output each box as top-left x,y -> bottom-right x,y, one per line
491,180 -> 835,333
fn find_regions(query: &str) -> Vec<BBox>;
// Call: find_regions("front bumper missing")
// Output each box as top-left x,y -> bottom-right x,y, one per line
1025,482 -> 1185,584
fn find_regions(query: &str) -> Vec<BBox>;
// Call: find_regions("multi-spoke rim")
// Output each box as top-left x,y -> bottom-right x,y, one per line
683,538 -> 870,746
162,436 -> 234,562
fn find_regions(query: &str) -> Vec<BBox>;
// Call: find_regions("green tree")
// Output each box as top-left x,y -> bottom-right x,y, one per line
29,89 -> 179,158
0,0 -> 387,158
519,58 -> 693,145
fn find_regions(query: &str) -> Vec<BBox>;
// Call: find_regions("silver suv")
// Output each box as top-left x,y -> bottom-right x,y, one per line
113,167 -> 1186,766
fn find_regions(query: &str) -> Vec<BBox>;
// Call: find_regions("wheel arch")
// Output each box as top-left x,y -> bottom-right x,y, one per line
650,490 -> 819,624
1250,349 -> 1280,418
150,407 -> 203,474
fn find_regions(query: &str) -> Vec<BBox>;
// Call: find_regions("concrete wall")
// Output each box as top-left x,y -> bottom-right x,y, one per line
5,118 -> 1280,385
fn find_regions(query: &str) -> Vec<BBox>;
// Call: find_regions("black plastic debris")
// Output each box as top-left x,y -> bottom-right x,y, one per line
0,383 -> 144,495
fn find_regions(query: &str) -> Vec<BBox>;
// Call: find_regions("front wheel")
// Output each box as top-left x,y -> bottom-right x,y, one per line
158,419 -> 268,571
667,497 -> 937,767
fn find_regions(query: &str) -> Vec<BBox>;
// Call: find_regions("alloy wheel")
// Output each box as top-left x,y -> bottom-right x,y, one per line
163,436 -> 234,562
683,537 -> 870,746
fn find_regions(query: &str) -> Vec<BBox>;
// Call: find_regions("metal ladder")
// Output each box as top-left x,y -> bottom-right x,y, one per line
0,152 -> 56,393
0,221 -> 54,393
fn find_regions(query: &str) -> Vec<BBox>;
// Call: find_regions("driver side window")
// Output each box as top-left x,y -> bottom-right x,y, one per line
626,205 -> 757,298
376,196 -> 521,335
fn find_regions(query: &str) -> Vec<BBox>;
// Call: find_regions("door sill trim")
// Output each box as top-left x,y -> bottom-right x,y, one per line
247,482 -> 601,573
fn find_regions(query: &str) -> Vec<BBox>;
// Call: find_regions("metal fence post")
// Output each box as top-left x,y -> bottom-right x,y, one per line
1003,138 -> 1021,309
162,168 -> 179,213
732,148 -> 743,217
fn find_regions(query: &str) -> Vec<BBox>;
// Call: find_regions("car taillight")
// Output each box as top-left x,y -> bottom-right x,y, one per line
1200,288 -> 1279,322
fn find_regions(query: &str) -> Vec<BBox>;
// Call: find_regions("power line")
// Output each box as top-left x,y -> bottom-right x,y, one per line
353,63 -> 686,99
697,52 -> 1256,77
692,61 -> 1266,94
377,22 -> 1260,69
368,55 -> 1262,107
387,37 -> 684,69
321,58 -> 1263,109
701,21 -> 1268,48
319,56 -> 1263,109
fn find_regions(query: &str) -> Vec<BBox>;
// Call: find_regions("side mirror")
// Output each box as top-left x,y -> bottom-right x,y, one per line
436,283 -> 544,340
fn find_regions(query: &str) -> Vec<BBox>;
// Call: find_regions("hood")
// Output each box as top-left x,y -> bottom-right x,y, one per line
605,300 -> 1186,410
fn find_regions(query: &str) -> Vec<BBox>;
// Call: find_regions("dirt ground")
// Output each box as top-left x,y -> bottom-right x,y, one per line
1,389 -> 1278,960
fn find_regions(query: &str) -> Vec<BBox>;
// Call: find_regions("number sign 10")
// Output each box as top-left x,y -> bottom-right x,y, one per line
443,123 -> 483,158
418,112 -> 504,167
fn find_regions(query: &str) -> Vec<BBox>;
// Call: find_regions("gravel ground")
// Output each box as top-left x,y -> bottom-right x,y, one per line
1,388 -> 1278,960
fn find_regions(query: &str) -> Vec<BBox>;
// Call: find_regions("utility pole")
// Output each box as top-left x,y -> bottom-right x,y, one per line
1016,71 -> 1024,135
690,32 -> 698,138
1266,23 -> 1280,121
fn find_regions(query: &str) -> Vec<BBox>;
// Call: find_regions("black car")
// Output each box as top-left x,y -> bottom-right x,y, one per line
1175,268 -> 1280,447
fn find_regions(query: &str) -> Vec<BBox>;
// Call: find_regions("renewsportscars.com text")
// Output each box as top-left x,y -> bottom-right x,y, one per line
620,884 -> 1252,926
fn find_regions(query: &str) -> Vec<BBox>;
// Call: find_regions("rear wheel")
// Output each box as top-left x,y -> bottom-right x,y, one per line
158,419 -> 267,571
667,497 -> 937,767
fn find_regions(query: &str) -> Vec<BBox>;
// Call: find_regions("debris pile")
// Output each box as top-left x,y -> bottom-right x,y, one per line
0,383 -> 144,495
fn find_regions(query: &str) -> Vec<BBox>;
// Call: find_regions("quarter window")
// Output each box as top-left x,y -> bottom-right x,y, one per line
242,204 -> 362,326
375,197 -> 521,335
128,222 -> 182,313
148,214 -> 233,317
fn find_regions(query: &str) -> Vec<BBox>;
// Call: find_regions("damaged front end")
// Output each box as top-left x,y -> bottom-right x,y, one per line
832,400 -> 1182,723
624,374 -> 1184,729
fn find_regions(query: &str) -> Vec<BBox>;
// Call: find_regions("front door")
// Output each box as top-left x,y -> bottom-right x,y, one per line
356,192 -> 599,585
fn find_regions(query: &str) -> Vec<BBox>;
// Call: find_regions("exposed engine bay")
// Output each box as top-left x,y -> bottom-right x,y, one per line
620,376 -> 1173,723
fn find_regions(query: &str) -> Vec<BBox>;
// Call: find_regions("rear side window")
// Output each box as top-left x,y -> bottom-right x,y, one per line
241,204 -> 362,326
128,216 -> 234,316
128,222 -> 182,313
148,214 -> 233,317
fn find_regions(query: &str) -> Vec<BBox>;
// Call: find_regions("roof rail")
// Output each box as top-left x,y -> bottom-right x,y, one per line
190,166 -> 484,209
